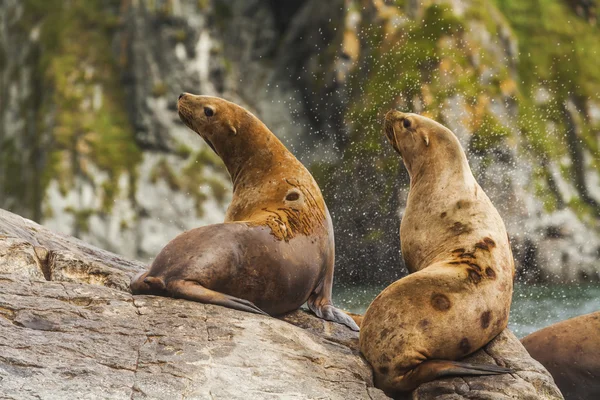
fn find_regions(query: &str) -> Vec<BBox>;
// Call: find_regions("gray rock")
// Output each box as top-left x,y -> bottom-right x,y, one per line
0,207 -> 562,399
0,276 -> 388,400
0,207 -> 386,399
411,330 -> 564,400
0,208 -> 143,291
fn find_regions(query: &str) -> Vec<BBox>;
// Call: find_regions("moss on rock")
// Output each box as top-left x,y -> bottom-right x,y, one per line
20,0 -> 141,217
149,148 -> 229,216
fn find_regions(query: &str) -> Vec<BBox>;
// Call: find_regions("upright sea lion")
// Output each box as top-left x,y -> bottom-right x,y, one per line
359,111 -> 515,395
522,311 -> 600,400
130,93 -> 358,331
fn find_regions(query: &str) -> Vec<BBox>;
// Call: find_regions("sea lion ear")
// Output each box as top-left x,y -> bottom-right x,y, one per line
423,133 -> 430,147
228,123 -> 237,135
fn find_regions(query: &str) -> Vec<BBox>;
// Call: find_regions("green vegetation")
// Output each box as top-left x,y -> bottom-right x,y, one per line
4,0 -> 599,246
151,81 -> 169,97
493,0 -> 600,98
492,0 -> 600,216
336,0 -> 600,229
470,113 -> 512,154
338,3 -> 496,221
7,0 -> 230,223
19,0 -> 141,223
173,29 -> 187,43
319,0 -> 600,282
346,4 -> 477,151
64,206 -> 94,234
150,148 -> 229,216
1,139 -> 27,204
197,0 -> 209,10
533,166 -> 560,213
150,159 -> 180,191
214,1 -> 233,30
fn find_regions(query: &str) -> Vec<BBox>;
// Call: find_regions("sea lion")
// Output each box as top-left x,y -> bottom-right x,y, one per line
359,111 -> 515,395
522,311 -> 600,400
346,311 -> 364,328
130,93 -> 358,331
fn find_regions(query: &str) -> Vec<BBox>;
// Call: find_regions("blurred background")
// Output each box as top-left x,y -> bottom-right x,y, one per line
1,0 -> 599,335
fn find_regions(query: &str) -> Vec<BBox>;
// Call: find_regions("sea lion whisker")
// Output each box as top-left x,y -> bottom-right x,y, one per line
393,125 -> 403,154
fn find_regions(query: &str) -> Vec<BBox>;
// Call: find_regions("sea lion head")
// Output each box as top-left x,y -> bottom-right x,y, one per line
383,110 -> 434,156
177,93 -> 249,156
383,110 -> 462,176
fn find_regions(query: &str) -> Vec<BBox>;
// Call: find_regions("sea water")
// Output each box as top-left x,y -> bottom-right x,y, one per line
334,283 -> 600,337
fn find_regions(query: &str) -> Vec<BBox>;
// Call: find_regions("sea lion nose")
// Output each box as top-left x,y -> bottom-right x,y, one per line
385,109 -> 403,121
178,93 -> 186,100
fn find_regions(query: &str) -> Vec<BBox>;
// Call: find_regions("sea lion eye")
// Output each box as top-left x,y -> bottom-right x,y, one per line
286,192 -> 300,201
403,118 -> 411,128
204,107 -> 214,117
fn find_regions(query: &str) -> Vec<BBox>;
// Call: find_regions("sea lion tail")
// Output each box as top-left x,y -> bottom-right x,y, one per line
396,359 -> 512,391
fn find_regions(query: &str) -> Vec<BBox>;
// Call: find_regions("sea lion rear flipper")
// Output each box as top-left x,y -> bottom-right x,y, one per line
170,280 -> 269,316
345,311 -> 363,328
307,296 -> 360,331
396,359 -> 512,391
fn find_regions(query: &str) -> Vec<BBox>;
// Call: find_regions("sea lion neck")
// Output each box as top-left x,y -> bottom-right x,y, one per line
408,142 -> 473,192
177,93 -> 302,194
217,118 -> 292,192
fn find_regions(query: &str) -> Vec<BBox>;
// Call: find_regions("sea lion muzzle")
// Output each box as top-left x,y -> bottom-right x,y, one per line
383,111 -> 401,154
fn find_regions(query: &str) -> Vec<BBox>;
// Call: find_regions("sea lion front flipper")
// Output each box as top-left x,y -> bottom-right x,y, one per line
394,360 -> 512,392
170,280 -> 269,316
130,271 -> 150,294
307,296 -> 360,331
130,272 -> 170,295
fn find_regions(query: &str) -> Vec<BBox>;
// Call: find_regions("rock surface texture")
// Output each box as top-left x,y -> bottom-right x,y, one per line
0,208 -> 563,399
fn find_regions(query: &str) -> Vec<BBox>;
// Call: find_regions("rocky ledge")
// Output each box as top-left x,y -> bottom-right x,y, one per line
0,208 -> 562,399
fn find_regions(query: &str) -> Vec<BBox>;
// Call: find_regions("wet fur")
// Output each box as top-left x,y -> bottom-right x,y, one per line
359,111 -> 515,394
522,311 -> 600,400
131,94 -> 358,331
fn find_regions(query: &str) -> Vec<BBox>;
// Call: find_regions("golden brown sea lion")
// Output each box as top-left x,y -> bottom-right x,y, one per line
130,93 -> 358,331
522,311 -> 600,400
359,111 -> 515,395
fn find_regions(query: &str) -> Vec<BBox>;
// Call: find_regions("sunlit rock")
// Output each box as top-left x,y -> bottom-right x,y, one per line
0,207 -> 564,399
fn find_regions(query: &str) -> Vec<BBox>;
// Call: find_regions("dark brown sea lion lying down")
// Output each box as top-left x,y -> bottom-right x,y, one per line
522,311 -> 600,400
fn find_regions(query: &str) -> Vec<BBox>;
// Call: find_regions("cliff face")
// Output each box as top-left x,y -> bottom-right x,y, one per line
0,0 -> 232,261
1,0 -> 599,284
